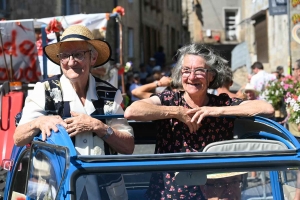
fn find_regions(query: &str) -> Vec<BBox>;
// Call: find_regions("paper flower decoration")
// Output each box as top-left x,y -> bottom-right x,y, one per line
112,6 -> 125,16
45,18 -> 64,35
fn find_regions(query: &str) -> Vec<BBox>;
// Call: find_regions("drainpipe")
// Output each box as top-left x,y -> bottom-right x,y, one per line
114,0 -> 119,63
139,0 -> 144,63
287,0 -> 292,75
66,0 -> 70,15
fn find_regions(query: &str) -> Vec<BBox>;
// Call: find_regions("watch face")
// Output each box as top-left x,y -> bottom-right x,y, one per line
107,127 -> 114,135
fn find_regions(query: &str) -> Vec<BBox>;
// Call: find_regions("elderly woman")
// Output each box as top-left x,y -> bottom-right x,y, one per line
14,25 -> 134,199
124,43 -> 274,199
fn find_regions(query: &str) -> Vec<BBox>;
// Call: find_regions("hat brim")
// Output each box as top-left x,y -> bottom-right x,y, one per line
207,172 -> 247,179
44,39 -> 111,68
242,88 -> 259,95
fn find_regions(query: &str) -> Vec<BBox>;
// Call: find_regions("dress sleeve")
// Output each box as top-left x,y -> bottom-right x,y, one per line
18,82 -> 47,125
218,93 -> 243,106
151,90 -> 177,106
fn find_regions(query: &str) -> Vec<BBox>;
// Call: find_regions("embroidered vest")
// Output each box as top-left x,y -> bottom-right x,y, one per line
43,74 -> 118,155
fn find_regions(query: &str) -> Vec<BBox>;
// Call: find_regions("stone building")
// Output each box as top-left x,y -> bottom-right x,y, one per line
0,0 -> 185,71
236,0 -> 289,75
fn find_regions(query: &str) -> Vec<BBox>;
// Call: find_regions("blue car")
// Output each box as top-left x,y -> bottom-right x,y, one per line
2,116 -> 300,200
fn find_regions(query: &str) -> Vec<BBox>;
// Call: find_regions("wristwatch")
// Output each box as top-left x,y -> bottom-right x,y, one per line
101,126 -> 114,140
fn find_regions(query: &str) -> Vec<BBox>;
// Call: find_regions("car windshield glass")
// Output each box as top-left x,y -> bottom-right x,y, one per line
73,168 -> 300,200
26,142 -> 69,200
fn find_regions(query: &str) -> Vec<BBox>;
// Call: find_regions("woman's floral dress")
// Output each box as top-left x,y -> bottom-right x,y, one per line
145,90 -> 243,200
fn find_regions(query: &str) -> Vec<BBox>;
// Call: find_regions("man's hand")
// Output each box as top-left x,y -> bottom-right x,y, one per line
64,111 -> 106,137
38,115 -> 67,141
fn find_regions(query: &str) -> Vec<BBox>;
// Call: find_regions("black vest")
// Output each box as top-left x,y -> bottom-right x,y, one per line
43,74 -> 118,155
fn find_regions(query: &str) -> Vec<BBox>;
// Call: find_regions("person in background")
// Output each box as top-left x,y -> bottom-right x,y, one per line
129,73 -> 142,102
250,61 -> 276,100
146,57 -> 156,76
131,76 -> 173,99
14,25 -> 134,199
145,65 -> 162,83
153,45 -> 166,68
216,66 -> 244,99
124,43 -> 274,199
242,83 -> 259,100
138,63 -> 149,85
276,65 -> 285,80
201,172 -> 246,200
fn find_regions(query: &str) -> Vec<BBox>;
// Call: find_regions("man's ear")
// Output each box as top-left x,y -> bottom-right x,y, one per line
90,51 -> 98,65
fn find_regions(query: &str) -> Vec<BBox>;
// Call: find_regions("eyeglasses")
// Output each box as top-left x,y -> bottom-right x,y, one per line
292,68 -> 300,71
181,68 -> 209,77
57,50 -> 91,64
205,180 -> 243,189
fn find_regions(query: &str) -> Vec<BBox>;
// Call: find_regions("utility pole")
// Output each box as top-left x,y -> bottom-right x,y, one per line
287,0 -> 292,75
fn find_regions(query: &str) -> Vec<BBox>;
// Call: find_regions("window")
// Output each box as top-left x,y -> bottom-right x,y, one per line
224,9 -> 239,41
0,0 -> 6,10
128,28 -> 134,58
9,150 -> 30,199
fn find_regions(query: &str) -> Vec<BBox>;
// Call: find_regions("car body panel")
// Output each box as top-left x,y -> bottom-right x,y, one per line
3,116 -> 300,200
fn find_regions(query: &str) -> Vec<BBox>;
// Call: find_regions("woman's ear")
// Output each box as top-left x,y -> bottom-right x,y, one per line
208,70 -> 216,83
208,69 -> 218,89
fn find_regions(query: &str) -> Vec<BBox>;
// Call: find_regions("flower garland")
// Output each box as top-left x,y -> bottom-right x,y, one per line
45,18 -> 64,35
112,6 -> 125,16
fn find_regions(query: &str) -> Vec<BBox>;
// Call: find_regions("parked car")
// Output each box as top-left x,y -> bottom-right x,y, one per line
2,115 -> 300,200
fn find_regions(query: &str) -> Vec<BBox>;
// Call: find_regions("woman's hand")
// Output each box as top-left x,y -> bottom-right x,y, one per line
177,106 -> 199,133
64,111 -> 106,137
187,106 -> 222,125
38,115 -> 67,141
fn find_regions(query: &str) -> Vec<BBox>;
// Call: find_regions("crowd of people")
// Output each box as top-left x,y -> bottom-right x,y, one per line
16,24 -> 300,199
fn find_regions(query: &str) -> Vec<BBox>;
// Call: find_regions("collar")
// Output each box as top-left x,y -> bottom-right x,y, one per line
61,74 -> 98,101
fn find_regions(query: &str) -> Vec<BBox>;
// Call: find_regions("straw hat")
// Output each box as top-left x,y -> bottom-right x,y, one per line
207,172 -> 247,179
242,83 -> 258,94
44,24 -> 111,68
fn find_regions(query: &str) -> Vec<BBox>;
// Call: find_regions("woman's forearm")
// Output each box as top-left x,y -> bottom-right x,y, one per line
124,101 -> 179,121
219,100 -> 274,117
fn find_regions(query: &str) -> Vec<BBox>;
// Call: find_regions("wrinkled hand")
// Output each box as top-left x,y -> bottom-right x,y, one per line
177,106 -> 199,133
186,106 -> 222,131
64,111 -> 105,137
38,115 -> 67,141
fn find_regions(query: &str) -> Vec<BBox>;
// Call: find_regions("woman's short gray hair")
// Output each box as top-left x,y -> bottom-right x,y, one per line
171,43 -> 228,89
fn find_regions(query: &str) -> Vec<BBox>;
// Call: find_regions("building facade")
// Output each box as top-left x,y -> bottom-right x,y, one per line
0,0 -> 185,71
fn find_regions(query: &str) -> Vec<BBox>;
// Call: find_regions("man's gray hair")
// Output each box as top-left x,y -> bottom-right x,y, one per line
87,43 -> 98,58
171,43 -> 228,89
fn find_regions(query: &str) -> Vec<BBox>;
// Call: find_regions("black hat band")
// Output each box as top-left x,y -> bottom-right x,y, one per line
61,34 -> 91,41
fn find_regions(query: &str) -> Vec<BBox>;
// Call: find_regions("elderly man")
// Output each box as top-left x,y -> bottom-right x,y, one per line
14,25 -> 134,199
